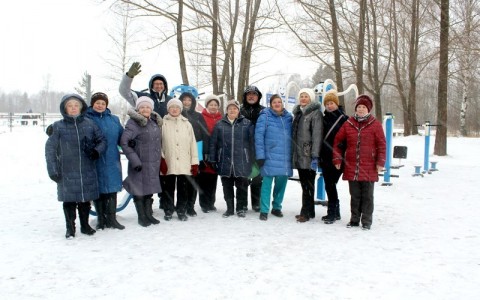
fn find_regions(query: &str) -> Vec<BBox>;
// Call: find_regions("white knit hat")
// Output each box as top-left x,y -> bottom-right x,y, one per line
298,88 -> 316,103
167,98 -> 183,112
135,96 -> 154,110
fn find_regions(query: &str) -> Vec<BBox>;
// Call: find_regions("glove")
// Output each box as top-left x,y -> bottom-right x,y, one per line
160,158 -> 168,175
310,157 -> 319,171
256,159 -> 265,168
88,149 -> 99,160
134,165 -> 142,172
46,124 -> 53,136
191,164 -> 199,176
127,62 -> 142,78
49,174 -> 61,183
128,139 -> 136,148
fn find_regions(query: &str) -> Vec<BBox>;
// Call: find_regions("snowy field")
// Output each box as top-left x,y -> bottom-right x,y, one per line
0,126 -> 479,299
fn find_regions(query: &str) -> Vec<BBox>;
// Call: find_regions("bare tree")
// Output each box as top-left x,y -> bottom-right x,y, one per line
75,71 -> 92,101
434,0 -> 449,155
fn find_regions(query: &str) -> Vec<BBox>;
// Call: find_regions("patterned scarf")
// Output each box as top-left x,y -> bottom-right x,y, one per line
354,113 -> 371,123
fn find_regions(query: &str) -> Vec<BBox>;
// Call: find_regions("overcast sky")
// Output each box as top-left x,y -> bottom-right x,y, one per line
0,0 -> 318,97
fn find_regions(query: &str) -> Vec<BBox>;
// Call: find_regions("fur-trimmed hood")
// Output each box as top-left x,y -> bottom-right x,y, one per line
292,101 -> 321,116
127,108 -> 163,127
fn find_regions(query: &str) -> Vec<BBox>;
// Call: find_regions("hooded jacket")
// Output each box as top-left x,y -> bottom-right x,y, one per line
180,92 -> 210,150
240,86 -> 265,126
119,73 -> 172,118
45,94 -> 106,202
120,109 -> 163,196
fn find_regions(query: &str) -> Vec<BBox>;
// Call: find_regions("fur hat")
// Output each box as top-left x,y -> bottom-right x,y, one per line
298,88 -> 316,103
323,90 -> 339,106
205,94 -> 220,107
167,98 -> 183,112
355,94 -> 373,112
226,100 -> 240,110
135,96 -> 154,110
91,92 -> 109,107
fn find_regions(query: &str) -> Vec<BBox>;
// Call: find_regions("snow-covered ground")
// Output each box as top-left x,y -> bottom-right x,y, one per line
0,126 -> 479,299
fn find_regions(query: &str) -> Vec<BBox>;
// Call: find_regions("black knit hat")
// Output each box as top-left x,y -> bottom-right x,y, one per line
91,92 -> 109,107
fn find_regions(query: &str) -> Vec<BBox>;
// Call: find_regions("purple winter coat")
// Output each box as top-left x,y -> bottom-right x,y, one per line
120,109 -> 163,196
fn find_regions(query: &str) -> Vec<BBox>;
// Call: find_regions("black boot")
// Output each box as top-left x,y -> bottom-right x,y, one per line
93,199 -> 106,230
78,202 -> 96,235
222,198 -> 234,218
335,202 -> 341,220
105,194 -> 125,229
144,197 -> 160,225
134,198 -> 151,227
63,202 -> 76,239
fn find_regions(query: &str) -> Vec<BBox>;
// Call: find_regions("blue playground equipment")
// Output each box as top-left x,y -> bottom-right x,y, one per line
414,121 -> 440,176
169,84 -> 199,99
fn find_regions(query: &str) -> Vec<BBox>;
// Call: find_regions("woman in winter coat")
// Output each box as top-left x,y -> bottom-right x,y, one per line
319,90 -> 348,224
120,96 -> 163,227
161,99 -> 199,221
255,94 -> 293,221
45,94 -> 106,239
179,92 -> 209,217
209,100 -> 254,218
198,94 -> 223,213
86,92 -> 125,230
292,88 -> 324,223
333,95 -> 386,230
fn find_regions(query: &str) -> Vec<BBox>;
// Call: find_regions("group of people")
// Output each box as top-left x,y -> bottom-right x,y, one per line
45,62 -> 386,239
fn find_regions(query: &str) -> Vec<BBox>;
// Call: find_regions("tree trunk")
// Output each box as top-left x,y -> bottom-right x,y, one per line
434,0 -> 449,156
177,0 -> 189,85
355,0 -> 367,94
328,0 -> 344,105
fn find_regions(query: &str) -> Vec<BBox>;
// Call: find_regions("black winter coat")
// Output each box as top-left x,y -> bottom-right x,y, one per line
240,102 -> 265,126
209,115 -> 254,177
320,106 -> 348,166
45,94 -> 106,202
181,96 -> 210,156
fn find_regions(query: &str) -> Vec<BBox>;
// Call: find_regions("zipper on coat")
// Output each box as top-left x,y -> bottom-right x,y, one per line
74,118 -> 85,202
231,120 -> 236,177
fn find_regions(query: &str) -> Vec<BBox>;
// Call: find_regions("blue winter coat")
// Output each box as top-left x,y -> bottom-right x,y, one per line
86,107 -> 123,194
209,115 -> 254,177
255,108 -> 293,177
45,94 -> 106,202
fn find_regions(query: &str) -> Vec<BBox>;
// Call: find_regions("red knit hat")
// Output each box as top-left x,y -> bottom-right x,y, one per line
355,95 -> 373,112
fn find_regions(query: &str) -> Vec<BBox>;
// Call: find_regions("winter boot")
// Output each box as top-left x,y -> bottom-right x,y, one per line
144,197 -> 160,225
222,198 -> 235,218
105,194 -> 125,229
93,199 -> 106,230
63,202 -> 77,239
134,198 -> 151,227
78,202 -> 96,235
335,202 -> 341,220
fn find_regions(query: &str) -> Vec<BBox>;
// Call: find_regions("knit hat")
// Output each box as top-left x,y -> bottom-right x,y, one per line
135,96 -> 154,110
298,88 -> 316,103
323,90 -> 339,106
91,92 -> 109,107
355,94 -> 373,112
167,98 -> 183,112
226,100 -> 240,110
205,94 -> 220,107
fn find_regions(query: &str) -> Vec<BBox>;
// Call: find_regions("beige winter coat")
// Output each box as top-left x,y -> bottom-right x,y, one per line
162,114 -> 199,175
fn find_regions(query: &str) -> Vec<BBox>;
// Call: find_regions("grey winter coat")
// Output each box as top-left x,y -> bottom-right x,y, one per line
120,109 -> 163,196
292,101 -> 324,169
45,94 -> 106,202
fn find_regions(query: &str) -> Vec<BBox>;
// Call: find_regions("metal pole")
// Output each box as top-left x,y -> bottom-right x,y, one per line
423,121 -> 431,173
382,113 -> 393,186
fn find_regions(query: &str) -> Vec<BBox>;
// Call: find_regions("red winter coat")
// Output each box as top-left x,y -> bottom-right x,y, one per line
332,115 -> 386,182
201,108 -> 223,174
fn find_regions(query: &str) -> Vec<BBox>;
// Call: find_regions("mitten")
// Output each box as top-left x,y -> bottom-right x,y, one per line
256,159 -> 265,168
134,165 -> 142,172
49,174 -> 61,183
191,164 -> 199,176
310,157 -> 319,171
160,158 -> 168,175
127,62 -> 142,78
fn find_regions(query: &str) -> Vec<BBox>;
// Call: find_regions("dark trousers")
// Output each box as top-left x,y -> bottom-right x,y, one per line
185,175 -> 199,210
197,173 -> 218,209
348,181 -> 375,226
158,175 -> 166,209
163,175 -> 189,215
322,164 -> 343,216
298,169 -> 317,218
249,174 -> 262,209
220,176 -> 249,212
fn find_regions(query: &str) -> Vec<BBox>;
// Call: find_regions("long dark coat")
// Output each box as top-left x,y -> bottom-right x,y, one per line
86,107 -> 123,194
120,109 -> 163,196
209,115 -> 254,177
45,94 -> 106,202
